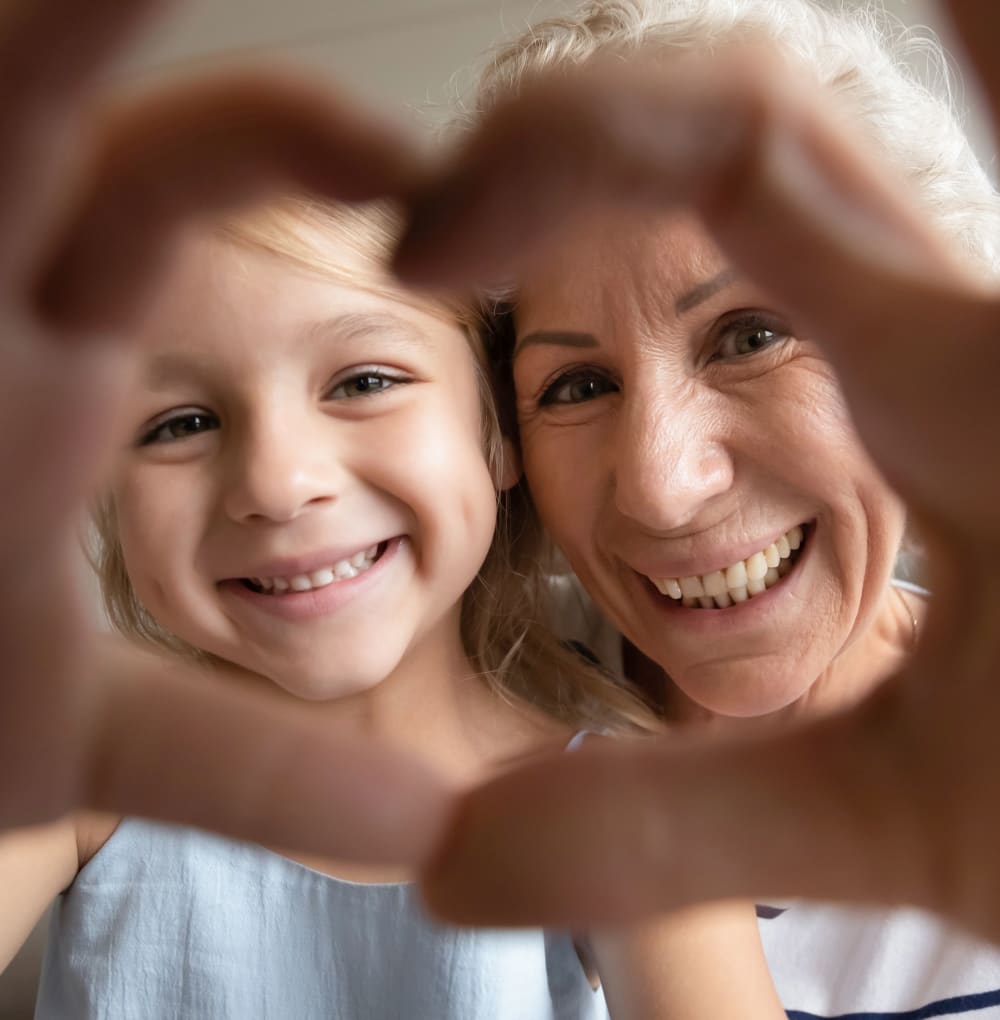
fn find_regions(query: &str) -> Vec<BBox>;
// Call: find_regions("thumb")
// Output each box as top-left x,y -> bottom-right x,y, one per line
420,685 -> 943,929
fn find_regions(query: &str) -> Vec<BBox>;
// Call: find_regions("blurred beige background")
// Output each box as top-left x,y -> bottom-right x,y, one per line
0,1 -> 992,1017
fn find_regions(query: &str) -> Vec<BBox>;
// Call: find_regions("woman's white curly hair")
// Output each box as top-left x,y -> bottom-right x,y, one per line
459,0 -> 999,270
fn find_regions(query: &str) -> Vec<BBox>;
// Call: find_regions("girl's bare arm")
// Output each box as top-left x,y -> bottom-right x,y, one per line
0,818 -> 78,972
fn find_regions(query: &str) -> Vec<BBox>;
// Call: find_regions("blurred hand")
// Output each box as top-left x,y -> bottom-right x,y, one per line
399,0 -> 1000,940
0,0 -> 449,866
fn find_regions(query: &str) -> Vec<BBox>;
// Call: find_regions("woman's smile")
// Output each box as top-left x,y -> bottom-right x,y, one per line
514,212 -> 908,716
643,523 -> 807,609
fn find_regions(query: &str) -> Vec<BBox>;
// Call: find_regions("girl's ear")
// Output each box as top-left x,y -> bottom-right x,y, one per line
499,437 -> 522,491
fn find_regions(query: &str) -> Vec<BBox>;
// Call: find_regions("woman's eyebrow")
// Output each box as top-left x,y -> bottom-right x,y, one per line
674,268 -> 739,314
514,330 -> 600,357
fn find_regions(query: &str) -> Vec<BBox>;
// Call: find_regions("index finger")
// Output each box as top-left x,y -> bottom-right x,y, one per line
421,682 -> 946,930
0,0 -> 163,108
0,0 -> 166,251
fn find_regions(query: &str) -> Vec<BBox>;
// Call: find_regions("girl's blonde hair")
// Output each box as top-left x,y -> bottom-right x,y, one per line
91,197 -> 659,735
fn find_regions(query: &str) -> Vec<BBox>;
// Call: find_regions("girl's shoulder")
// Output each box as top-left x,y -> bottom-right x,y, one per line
0,812 -> 117,972
74,810 -> 122,868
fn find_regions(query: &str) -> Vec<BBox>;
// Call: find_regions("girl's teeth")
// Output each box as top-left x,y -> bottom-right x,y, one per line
251,545 -> 380,594
650,525 -> 806,609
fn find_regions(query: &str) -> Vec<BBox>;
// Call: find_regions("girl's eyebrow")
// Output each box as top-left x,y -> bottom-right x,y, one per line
144,312 -> 436,389
144,350 -> 212,391
306,311 -> 436,349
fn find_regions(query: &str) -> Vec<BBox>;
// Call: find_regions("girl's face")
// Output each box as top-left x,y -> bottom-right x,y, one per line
513,213 -> 906,717
114,231 -> 498,700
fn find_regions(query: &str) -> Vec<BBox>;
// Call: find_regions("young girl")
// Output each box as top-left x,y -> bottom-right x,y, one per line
0,198 -> 783,1018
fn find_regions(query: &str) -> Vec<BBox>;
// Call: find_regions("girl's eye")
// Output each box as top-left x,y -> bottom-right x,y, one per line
715,317 -> 790,359
539,370 -> 618,406
139,411 -> 219,446
327,372 -> 399,400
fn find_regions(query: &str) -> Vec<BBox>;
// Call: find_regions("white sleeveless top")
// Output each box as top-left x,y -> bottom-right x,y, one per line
35,818 -> 608,1019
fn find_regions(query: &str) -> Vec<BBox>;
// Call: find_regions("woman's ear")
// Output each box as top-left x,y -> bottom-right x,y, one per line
499,436 -> 522,491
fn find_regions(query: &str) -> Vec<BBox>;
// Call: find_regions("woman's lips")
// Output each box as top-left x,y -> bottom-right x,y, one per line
644,523 -> 810,609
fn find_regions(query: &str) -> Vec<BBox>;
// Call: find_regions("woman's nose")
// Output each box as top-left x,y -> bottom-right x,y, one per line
613,392 -> 734,533
222,416 -> 340,524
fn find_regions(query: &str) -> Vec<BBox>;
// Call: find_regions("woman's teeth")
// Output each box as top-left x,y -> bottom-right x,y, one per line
650,525 -> 804,609
247,545 -> 380,594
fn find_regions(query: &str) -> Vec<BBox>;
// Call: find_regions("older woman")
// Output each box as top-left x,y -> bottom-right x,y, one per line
399,1 -> 1000,1017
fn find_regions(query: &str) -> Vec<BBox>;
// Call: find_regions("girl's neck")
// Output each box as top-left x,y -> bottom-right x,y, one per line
212,613 -> 569,786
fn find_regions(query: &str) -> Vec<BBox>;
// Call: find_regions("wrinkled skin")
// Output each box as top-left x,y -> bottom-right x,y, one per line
8,0 -> 1000,946
0,0 -> 452,865
395,1 -> 1000,943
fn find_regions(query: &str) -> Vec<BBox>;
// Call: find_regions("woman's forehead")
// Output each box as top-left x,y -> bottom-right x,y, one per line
517,213 -> 730,328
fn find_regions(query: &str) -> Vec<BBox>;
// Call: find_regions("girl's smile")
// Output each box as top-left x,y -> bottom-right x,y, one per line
114,230 -> 500,703
219,537 -> 402,622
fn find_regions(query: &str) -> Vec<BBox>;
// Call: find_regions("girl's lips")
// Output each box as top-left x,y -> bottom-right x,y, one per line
219,537 -> 403,621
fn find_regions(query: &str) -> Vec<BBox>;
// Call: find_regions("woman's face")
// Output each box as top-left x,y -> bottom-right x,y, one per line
513,213 -> 906,717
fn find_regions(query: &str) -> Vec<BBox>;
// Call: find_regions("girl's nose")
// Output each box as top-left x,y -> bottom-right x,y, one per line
613,392 -> 734,533
222,416 -> 340,524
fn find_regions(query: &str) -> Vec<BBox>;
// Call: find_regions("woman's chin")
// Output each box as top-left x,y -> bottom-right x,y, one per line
673,671 -> 815,720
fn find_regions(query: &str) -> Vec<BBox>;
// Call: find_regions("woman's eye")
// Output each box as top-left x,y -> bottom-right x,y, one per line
328,372 -> 397,399
716,318 -> 789,359
539,371 -> 617,406
139,411 -> 219,446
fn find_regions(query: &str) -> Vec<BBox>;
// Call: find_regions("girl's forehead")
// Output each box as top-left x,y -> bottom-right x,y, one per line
148,231 -> 466,348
